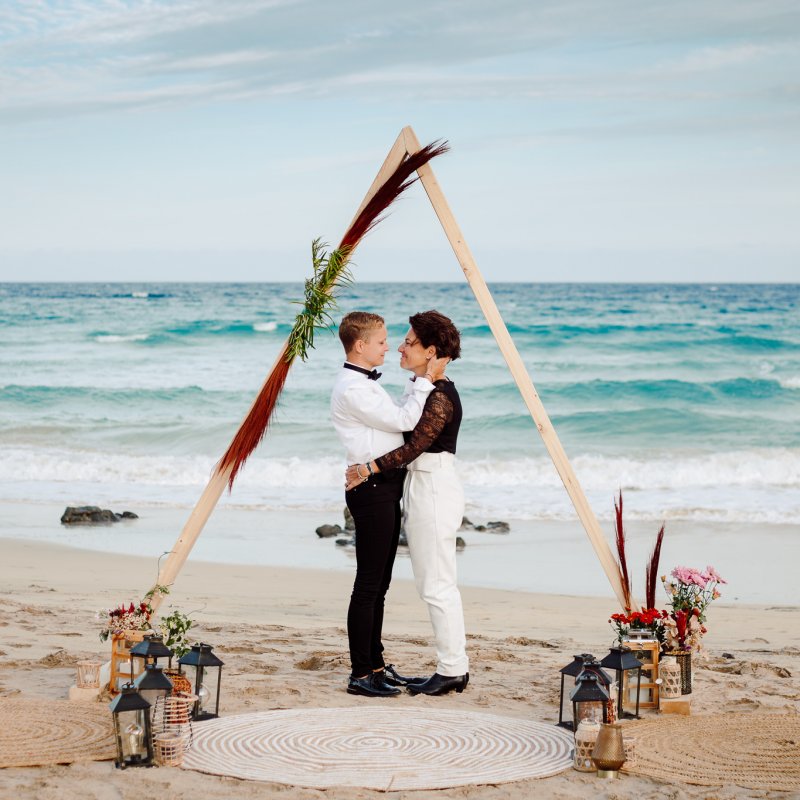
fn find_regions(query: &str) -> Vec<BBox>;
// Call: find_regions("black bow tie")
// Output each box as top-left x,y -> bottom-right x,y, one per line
343,363 -> 382,381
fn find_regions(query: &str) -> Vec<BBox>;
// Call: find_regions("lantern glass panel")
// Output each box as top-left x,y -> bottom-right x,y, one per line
179,643 -> 223,720
194,664 -> 221,719
600,647 -> 642,720
575,700 -> 605,726
622,671 -> 643,714
557,655 -> 585,728
115,709 -> 150,763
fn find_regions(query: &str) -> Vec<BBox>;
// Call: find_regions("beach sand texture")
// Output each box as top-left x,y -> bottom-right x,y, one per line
1,538 -> 798,799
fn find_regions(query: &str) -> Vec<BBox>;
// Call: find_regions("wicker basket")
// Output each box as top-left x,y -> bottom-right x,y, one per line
573,721 -> 600,772
668,651 -> 692,694
164,669 -> 193,695
659,658 -> 682,700
154,731 -> 184,767
76,660 -> 103,689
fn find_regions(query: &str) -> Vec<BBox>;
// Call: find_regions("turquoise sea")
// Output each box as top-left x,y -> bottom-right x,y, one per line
1,282 -> 798,527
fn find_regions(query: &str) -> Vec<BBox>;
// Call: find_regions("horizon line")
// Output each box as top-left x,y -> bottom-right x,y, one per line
2,280 -> 798,286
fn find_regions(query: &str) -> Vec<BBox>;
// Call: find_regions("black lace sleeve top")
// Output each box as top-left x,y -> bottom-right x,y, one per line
374,380 -> 462,472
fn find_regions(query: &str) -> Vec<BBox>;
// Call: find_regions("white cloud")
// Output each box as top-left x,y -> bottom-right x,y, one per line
667,44 -> 777,73
1,0 -> 796,122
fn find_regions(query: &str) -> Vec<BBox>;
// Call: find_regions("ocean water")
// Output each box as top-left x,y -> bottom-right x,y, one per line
1,282 -> 799,526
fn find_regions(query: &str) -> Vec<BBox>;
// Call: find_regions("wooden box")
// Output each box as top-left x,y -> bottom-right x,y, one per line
621,640 -> 660,710
109,630 -> 147,693
660,696 -> 691,715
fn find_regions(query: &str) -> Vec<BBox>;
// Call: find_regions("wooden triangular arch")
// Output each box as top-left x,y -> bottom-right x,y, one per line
149,126 -> 630,613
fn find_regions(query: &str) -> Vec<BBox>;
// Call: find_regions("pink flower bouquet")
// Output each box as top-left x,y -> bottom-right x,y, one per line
661,565 -> 726,652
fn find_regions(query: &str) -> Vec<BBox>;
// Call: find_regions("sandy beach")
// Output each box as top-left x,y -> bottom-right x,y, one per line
1,535 -> 798,799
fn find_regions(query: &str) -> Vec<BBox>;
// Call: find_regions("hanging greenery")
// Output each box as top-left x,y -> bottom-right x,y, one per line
286,239 -> 354,363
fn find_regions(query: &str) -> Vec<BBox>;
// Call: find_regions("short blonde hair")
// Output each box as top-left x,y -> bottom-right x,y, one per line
338,311 -> 384,352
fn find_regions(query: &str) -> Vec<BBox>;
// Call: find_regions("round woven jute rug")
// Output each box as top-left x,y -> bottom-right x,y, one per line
623,712 -> 800,792
181,707 -> 574,790
0,697 -> 116,768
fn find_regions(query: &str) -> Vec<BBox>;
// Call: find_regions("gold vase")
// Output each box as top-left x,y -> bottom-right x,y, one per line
591,723 -> 626,779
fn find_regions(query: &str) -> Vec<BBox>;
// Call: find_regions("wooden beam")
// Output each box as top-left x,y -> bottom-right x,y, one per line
401,125 -> 631,610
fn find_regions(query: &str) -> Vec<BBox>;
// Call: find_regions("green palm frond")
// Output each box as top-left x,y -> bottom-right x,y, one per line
286,238 -> 354,362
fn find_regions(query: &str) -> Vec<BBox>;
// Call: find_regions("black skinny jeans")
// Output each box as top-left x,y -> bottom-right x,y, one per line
345,471 -> 404,678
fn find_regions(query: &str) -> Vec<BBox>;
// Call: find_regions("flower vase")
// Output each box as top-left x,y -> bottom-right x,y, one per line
669,651 -> 692,694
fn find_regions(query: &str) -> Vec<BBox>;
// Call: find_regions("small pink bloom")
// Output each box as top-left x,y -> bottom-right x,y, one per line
671,566 -> 692,584
704,565 -> 727,584
689,572 -> 707,589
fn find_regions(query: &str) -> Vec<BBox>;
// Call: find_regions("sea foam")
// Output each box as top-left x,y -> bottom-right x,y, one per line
1,446 -> 797,523
93,333 -> 149,343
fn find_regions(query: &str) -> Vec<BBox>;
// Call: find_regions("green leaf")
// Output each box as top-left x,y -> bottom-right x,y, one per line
286,238 -> 354,362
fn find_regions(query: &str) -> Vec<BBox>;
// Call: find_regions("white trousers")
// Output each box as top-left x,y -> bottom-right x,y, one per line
403,451 -> 469,676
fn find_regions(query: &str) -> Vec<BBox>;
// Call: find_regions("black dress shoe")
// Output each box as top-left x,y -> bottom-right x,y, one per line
383,663 -> 426,687
407,672 -> 469,696
347,673 -> 401,697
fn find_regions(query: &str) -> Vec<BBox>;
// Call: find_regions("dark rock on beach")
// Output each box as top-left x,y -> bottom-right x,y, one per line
316,524 -> 342,538
319,507 -> 469,550
485,521 -> 511,534
461,517 -> 510,534
60,506 -> 139,525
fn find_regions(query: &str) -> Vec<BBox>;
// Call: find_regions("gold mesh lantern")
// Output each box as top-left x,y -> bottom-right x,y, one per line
591,722 -> 626,779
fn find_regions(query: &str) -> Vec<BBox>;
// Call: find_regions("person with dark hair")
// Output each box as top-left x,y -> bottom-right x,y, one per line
331,311 -> 448,698
346,310 -> 469,696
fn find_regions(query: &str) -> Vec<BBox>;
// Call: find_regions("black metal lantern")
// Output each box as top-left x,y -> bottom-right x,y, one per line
132,664 -> 173,709
178,643 -> 224,720
579,654 -> 612,692
129,634 -> 173,683
557,654 -> 588,729
600,645 -> 643,720
109,684 -> 154,768
570,672 -> 609,731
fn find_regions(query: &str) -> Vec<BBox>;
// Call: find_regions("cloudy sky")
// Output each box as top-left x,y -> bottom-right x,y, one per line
1,0 -> 798,282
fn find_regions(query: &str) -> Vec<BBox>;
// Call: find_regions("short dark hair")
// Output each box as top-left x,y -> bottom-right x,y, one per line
409,310 -> 461,361
338,311 -> 384,352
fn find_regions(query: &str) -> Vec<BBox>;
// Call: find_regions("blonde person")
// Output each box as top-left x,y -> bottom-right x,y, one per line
346,310 -> 468,696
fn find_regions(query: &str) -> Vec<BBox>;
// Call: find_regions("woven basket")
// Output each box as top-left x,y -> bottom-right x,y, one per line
164,669 -> 193,695
669,651 -> 692,694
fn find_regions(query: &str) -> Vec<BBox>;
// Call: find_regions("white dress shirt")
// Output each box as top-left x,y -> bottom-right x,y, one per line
330,363 -> 435,465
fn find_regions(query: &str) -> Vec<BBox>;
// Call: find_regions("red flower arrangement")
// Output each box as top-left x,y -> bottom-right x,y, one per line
99,600 -> 153,642
609,607 -> 667,644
